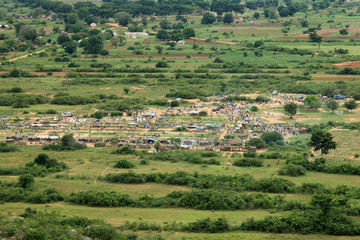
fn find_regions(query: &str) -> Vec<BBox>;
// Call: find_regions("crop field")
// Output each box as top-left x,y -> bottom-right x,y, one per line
0,0 -> 360,239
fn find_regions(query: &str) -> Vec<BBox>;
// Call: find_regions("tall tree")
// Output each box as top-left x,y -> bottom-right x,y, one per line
309,130 -> 337,157
223,13 -> 234,24
284,102 -> 297,118
304,28 -> 323,49
326,99 -> 339,112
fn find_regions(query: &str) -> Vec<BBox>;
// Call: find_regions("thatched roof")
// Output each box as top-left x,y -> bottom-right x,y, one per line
229,137 -> 243,146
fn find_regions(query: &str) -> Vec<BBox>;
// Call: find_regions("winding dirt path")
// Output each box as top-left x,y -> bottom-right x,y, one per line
1,49 -> 46,64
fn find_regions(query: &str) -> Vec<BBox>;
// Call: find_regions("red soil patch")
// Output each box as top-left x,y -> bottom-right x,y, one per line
118,53 -> 209,58
333,61 -> 360,68
106,23 -> 127,29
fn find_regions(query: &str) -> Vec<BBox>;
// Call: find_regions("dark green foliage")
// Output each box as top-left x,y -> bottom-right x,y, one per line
155,61 -> 169,68
105,171 -> 296,194
233,158 -> 263,167
284,102 -> 297,118
92,111 -> 106,119
170,100 -> 179,107
68,189 -> 287,210
51,95 -> 97,105
201,13 -> 216,24
150,150 -> 220,165
310,130 -> 337,156
279,164 -> 306,177
43,134 -> 86,151
0,209 -> 124,239
260,131 -> 284,145
0,94 -> 48,107
0,142 -> 18,152
182,217 -> 230,233
33,153 -> 68,170
246,137 -> 266,149
114,159 -> 135,169
18,174 -> 34,188
67,191 -> 134,207
112,145 -> 136,154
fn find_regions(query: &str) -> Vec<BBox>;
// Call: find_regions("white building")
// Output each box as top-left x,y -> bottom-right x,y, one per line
125,32 -> 149,39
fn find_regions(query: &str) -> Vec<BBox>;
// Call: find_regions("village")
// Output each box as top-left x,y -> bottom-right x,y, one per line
0,93 -> 315,152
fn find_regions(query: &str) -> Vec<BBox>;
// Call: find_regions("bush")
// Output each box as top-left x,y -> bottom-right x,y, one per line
18,174 -> 34,188
243,152 -> 257,158
112,145 -> 136,154
233,158 -> 263,167
114,159 -> 135,169
279,164 -> 306,177
260,131 -> 284,145
182,217 -> 230,233
0,142 -> 18,152
100,49 -> 109,55
246,138 -> 266,149
155,61 -> 169,68
170,100 -> 179,107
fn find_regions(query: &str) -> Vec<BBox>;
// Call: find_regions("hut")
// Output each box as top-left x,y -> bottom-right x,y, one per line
229,137 -> 243,146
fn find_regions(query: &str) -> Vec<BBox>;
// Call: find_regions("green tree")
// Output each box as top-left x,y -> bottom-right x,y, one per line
223,13 -> 234,24
326,99 -> 339,112
309,130 -> 337,157
304,95 -> 322,110
170,100 -> 179,107
156,29 -> 169,41
154,141 -> 161,152
159,20 -> 171,29
246,137 -> 266,149
284,102 -> 297,118
182,27 -> 195,39
57,34 -> 71,45
250,106 -> 259,112
311,193 -> 335,215
201,12 -> 216,24
62,42 -> 77,54
344,100 -> 357,111
123,87 -> 130,94
304,28 -> 323,49
17,25 -> 38,43
61,133 -> 76,146
84,35 -> 104,54
18,174 -> 35,188
260,131 -> 284,145
34,153 -> 50,166
110,37 -> 120,48
339,28 -> 349,36
114,12 -> 132,26
93,111 -> 106,119
253,12 -> 260,19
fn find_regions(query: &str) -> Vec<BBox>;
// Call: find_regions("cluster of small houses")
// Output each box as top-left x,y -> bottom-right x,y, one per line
3,133 -> 258,152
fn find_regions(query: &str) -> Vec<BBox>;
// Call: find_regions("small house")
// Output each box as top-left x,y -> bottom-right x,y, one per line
125,32 -> 149,39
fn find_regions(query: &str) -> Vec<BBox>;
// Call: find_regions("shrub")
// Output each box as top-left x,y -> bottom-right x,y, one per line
243,152 -> 257,158
246,138 -> 266,149
114,159 -> 135,169
100,49 -> 109,55
182,217 -> 230,233
260,131 -> 284,145
0,142 -> 18,152
18,174 -> 34,188
170,100 -> 179,107
155,61 -> 169,68
233,158 -> 263,167
279,164 -> 306,177
112,145 -> 136,154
